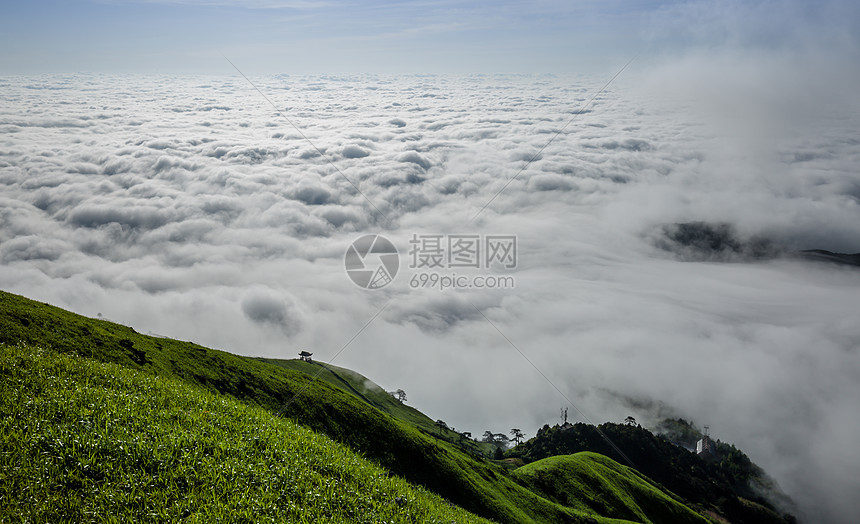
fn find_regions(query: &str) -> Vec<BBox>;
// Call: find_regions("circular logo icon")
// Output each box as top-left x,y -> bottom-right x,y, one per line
345,234 -> 399,289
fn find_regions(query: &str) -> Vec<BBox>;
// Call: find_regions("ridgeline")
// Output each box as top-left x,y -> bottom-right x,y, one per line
0,290 -> 795,523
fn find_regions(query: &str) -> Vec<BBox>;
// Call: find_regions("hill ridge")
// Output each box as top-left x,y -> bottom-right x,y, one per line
1,289 -> 717,523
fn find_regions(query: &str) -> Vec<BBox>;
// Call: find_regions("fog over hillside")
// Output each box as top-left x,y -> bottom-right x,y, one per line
2,1 -> 860,522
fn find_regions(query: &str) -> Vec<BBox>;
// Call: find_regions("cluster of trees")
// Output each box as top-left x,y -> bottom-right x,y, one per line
482,431 -> 509,445
432,421 -> 527,451
482,428 -> 524,446
388,390 -> 531,454
505,421 -> 794,524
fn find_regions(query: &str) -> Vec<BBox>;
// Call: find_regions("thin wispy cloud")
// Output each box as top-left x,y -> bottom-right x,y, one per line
111,0 -> 335,8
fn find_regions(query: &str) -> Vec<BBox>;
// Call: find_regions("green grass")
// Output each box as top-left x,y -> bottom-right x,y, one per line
257,358 -> 499,457
0,343 -> 489,523
506,422 -> 792,523
512,453 -> 709,524
0,290 -> 711,523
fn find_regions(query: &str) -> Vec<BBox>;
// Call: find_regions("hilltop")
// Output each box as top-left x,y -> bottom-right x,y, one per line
254,357 -> 499,458
0,289 -> 789,523
505,421 -> 797,523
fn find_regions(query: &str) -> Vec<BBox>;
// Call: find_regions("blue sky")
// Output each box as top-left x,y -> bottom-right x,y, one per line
1,1 -> 857,74
1,0 -> 678,74
8,0 -> 860,74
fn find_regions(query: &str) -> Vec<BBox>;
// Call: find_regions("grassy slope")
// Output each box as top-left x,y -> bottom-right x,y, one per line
0,290 -> 708,523
255,359 -> 441,433
512,453 -> 709,524
507,422 -> 790,524
0,291 -> 597,523
0,343 -> 489,524
258,358 -> 498,457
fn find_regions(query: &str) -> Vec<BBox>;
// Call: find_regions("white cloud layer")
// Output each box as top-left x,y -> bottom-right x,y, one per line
2,58 -> 859,523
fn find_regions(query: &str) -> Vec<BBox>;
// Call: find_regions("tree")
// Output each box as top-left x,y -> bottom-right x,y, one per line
624,416 -> 637,426
435,419 -> 449,432
537,423 -> 551,437
510,428 -> 524,446
482,430 -> 495,443
494,433 -> 509,445
390,389 -> 407,403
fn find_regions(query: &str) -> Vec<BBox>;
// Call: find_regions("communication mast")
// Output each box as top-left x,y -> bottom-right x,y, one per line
697,424 -> 716,460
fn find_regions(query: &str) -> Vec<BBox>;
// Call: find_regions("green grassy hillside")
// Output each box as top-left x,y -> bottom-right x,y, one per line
0,291 -> 594,523
0,342 -> 489,523
0,290 -> 711,523
507,423 -> 794,524
512,453 -> 708,524
257,358 -> 498,457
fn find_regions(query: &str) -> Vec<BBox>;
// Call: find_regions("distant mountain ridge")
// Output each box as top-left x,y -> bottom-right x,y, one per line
656,221 -> 860,267
506,420 -> 797,523
796,249 -> 860,267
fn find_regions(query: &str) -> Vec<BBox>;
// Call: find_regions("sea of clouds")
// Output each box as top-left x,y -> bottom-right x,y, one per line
2,59 -> 859,521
